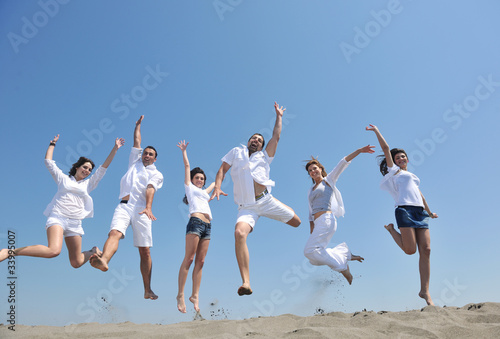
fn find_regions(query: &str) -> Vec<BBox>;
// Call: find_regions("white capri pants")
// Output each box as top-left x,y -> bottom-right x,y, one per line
304,212 -> 351,272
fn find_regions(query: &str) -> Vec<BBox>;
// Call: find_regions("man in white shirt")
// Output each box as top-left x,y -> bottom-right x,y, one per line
90,116 -> 163,300
211,102 -> 301,296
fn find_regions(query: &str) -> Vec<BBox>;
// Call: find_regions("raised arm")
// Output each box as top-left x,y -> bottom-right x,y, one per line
45,134 -> 59,160
366,124 -> 393,168
133,115 -> 144,149
265,101 -> 285,157
345,145 -> 375,162
102,138 -> 125,169
210,162 -> 230,201
177,140 -> 191,186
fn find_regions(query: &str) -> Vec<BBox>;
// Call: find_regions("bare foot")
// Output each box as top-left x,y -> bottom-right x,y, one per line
90,246 -> 102,256
0,248 -> 11,262
237,284 -> 253,296
341,265 -> 353,285
384,223 -> 395,232
144,290 -> 158,300
177,294 -> 186,313
89,253 -> 109,272
189,295 -> 200,312
419,291 -> 434,306
351,254 -> 364,262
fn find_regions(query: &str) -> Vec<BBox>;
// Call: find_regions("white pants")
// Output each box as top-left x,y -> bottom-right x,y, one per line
304,213 -> 351,272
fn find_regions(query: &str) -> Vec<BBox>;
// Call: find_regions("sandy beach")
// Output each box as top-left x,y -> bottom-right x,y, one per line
2,302 -> 499,338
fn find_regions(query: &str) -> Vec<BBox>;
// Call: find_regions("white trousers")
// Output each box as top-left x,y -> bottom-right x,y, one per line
304,213 -> 351,272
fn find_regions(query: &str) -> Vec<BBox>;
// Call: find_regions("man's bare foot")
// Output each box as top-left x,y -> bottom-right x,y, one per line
189,295 -> 200,312
341,265 -> 353,285
419,291 -> 434,306
384,223 -> 395,232
177,294 -> 186,313
237,284 -> 253,296
351,254 -> 364,262
89,253 -> 109,272
144,290 -> 158,300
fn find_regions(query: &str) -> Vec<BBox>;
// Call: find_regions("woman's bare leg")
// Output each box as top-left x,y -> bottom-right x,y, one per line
384,223 -> 417,255
177,234 -> 199,313
416,228 -> 433,305
190,239 -> 210,312
65,235 -> 100,268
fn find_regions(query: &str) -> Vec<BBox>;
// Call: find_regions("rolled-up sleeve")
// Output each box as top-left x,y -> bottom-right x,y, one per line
148,172 -> 163,191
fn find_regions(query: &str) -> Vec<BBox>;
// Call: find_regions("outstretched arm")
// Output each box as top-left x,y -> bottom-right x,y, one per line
210,162 -> 230,201
45,134 -> 59,160
420,190 -> 438,219
265,101 -> 285,157
177,140 -> 191,186
139,185 -> 157,220
366,124 -> 393,168
345,145 -> 375,162
133,115 -> 144,149
102,138 -> 125,169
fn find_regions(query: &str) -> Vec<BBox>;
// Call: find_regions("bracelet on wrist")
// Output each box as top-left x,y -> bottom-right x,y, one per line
50,142 -> 56,146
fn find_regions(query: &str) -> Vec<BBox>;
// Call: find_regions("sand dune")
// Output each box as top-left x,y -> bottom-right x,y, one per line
2,302 -> 499,338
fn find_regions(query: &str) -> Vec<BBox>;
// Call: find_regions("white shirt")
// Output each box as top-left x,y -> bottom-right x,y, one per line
185,183 -> 212,221
307,157 -> 350,221
43,159 -> 107,219
380,165 -> 423,207
119,147 -> 163,206
221,145 -> 275,205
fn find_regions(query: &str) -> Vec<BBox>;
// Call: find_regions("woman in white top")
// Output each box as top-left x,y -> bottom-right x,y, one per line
176,140 -> 215,314
304,145 -> 373,284
366,124 -> 438,305
0,134 -> 124,268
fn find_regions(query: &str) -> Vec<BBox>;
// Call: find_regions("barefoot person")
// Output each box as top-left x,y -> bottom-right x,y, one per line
176,140 -> 215,313
211,102 -> 301,296
0,134 -> 124,267
304,145 -> 373,284
366,124 -> 438,305
90,116 -> 163,300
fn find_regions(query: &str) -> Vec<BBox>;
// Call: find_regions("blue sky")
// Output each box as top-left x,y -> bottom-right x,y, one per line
1,0 -> 499,327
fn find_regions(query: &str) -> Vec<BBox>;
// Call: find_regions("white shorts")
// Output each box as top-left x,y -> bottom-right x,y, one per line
46,214 -> 84,238
110,202 -> 153,247
236,193 -> 295,229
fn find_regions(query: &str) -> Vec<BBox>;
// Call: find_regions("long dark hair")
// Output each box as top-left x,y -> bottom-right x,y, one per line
183,167 -> 207,205
305,157 -> 328,184
69,157 -> 95,177
378,148 -> 407,176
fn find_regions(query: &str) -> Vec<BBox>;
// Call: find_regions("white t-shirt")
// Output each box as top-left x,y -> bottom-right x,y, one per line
380,165 -> 424,207
184,183 -> 212,221
221,145 -> 275,205
44,159 -> 107,219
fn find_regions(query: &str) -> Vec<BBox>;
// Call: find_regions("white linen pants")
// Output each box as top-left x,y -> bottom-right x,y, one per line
304,213 -> 351,272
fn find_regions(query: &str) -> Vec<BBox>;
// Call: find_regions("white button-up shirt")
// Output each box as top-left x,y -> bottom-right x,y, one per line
43,159 -> 107,219
222,145 -> 275,205
119,147 -> 163,206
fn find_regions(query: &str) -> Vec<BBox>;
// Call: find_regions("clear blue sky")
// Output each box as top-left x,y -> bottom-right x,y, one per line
1,0 -> 499,327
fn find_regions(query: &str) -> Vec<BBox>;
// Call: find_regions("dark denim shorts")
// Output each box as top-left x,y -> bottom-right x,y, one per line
186,216 -> 211,240
395,205 -> 429,229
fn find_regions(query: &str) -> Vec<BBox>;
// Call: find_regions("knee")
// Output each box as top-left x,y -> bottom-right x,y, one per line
138,247 -> 151,258
70,259 -> 82,269
109,230 -> 123,239
47,249 -> 61,258
195,257 -> 205,269
403,247 -> 417,255
234,228 -> 248,242
183,257 -> 194,268
420,246 -> 431,257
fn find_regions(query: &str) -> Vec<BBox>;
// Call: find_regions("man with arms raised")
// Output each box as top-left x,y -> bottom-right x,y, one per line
211,102 -> 301,296
90,115 -> 163,300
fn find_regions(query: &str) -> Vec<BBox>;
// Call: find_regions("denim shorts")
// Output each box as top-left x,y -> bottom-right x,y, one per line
395,205 -> 429,229
186,217 -> 211,240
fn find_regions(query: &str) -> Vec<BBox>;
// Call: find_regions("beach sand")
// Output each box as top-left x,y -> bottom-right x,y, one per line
2,302 -> 499,338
